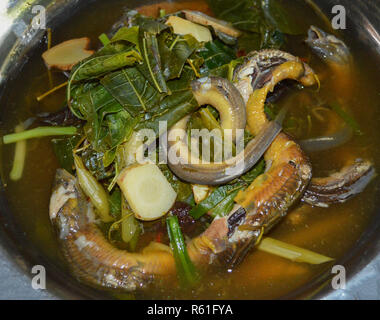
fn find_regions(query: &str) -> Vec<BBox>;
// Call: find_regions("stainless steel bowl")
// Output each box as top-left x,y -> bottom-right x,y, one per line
0,0 -> 379,299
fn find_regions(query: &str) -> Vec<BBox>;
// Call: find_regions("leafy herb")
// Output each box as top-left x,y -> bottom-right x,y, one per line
138,69 -> 199,135
109,187 -> 122,219
138,32 -> 168,93
199,40 -> 237,71
190,159 -> 265,219
158,33 -> 200,80
206,0 -> 266,33
51,135 -> 81,173
110,26 -> 140,48
261,0 -> 308,35
206,0 -> 286,51
81,147 -> 114,180
71,50 -> 141,82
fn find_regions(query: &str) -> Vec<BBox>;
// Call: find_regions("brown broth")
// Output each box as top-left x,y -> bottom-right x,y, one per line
0,0 -> 379,299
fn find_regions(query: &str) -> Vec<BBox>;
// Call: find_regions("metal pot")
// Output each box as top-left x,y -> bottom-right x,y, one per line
0,0 -> 379,299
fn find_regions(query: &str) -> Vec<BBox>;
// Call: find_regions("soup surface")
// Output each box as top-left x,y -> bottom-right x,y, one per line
0,0 -> 379,299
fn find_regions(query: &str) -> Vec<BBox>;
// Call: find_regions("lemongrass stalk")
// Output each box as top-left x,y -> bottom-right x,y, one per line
9,124 -> 27,181
258,237 -> 334,265
3,126 -> 77,144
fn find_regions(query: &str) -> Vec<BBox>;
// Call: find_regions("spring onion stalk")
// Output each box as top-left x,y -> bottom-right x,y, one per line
9,124 -> 27,181
3,126 -> 77,144
98,33 -> 110,46
257,237 -> 334,264
166,216 -> 199,287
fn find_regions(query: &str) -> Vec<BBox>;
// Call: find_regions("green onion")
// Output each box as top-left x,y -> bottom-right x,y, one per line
166,216 -> 199,287
98,33 -> 110,46
330,102 -> 362,135
257,237 -> 334,264
3,126 -> 77,144
9,124 -> 27,181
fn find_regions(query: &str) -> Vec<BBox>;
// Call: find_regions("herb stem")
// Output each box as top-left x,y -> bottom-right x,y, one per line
9,124 -> 27,181
3,126 -> 77,144
99,33 -> 110,46
36,81 -> 68,102
169,35 -> 180,51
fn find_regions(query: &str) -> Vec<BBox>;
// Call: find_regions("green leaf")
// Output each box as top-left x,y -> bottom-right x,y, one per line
138,33 -> 168,93
190,159 -> 266,219
207,57 -> 244,80
261,0 -> 308,35
206,0 -> 286,51
111,26 -> 140,48
210,189 -> 240,218
206,0 -> 265,33
135,15 -> 169,34
159,33 -> 200,80
81,147 -> 114,180
240,159 -> 266,183
70,81 -> 123,126
105,109 -> 137,148
101,67 -> 163,117
109,187 -> 122,219
198,40 -> 237,71
139,70 -> 199,135
51,135 -> 81,173
72,50 -> 141,82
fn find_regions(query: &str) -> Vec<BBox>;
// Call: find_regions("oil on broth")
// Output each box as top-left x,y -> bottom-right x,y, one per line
0,0 -> 379,299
